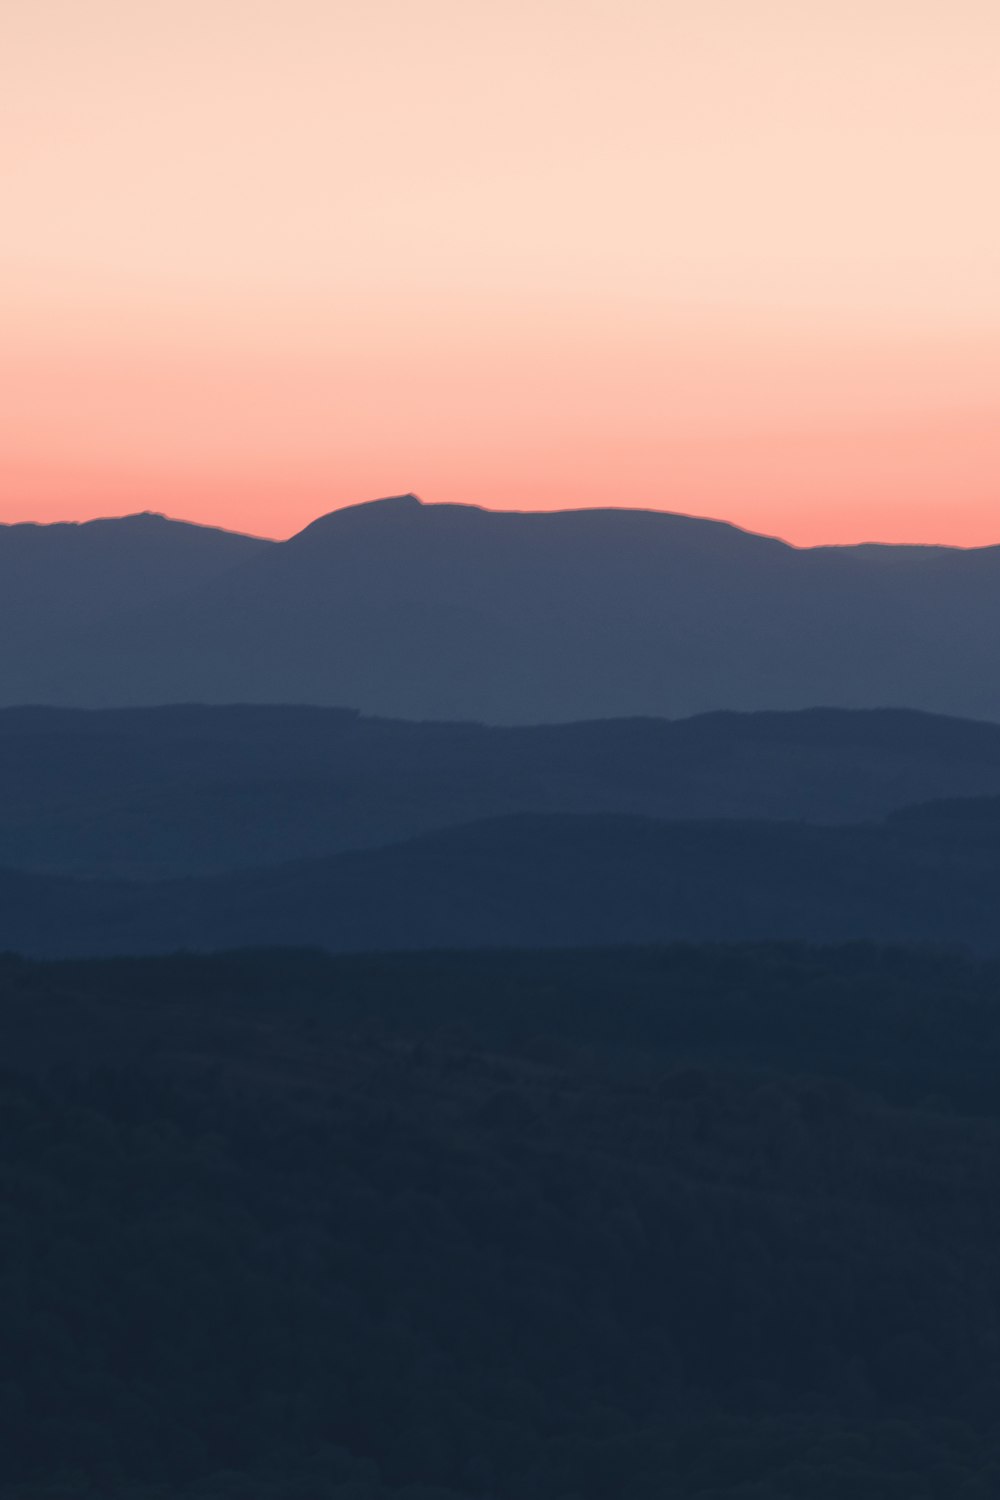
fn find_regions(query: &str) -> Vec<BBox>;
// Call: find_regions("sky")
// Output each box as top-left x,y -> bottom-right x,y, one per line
2,0 -> 999,545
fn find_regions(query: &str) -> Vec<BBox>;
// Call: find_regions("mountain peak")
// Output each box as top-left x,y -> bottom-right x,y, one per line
288,493 -> 424,542
336,493 -> 424,518
369,492 -> 423,510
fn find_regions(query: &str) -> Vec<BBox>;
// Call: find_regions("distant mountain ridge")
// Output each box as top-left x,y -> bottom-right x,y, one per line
4,495 -> 1000,721
5,704 -> 1000,878
4,802 -> 1000,958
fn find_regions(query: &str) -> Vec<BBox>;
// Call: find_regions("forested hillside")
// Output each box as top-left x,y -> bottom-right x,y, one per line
2,944 -> 1000,1498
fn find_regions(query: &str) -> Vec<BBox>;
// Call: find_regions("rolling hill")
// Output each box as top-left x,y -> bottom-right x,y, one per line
3,801 -> 1000,958
4,703 -> 1000,877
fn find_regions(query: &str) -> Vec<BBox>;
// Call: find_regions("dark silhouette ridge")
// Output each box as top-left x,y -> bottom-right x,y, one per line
6,495 -> 1000,720
5,703 -> 1000,878
3,799 -> 1000,958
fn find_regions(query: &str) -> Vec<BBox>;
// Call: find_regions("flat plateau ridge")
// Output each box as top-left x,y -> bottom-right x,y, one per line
4,495 -> 1000,721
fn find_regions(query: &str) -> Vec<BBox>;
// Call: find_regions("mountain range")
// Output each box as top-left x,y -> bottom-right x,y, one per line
5,501 -> 1000,959
2,700 -> 999,956
7,497 -> 1000,1498
4,703 -> 1000,878
5,495 -> 1000,721
3,797 -> 1000,958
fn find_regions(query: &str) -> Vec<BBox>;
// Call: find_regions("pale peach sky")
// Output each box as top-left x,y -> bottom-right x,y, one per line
2,0 -> 999,544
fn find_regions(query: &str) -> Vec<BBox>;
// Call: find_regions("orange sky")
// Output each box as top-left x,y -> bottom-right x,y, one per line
3,0 -> 999,545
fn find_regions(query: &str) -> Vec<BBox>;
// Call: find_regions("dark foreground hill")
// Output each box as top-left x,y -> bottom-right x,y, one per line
6,495 -> 1000,722
5,800 -> 1000,957
3,943 -> 1000,1497
5,703 -> 1000,878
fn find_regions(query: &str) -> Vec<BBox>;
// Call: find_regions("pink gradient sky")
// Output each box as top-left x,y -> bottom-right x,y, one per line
3,0 -> 999,545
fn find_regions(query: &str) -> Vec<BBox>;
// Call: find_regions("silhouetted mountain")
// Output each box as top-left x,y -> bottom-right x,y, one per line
4,802 -> 1000,958
6,496 -> 1000,720
0,511 -> 268,705
6,703 -> 1000,877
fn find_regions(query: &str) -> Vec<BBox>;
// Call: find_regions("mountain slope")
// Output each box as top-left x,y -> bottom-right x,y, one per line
6,496 -> 1000,721
5,704 -> 1000,877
